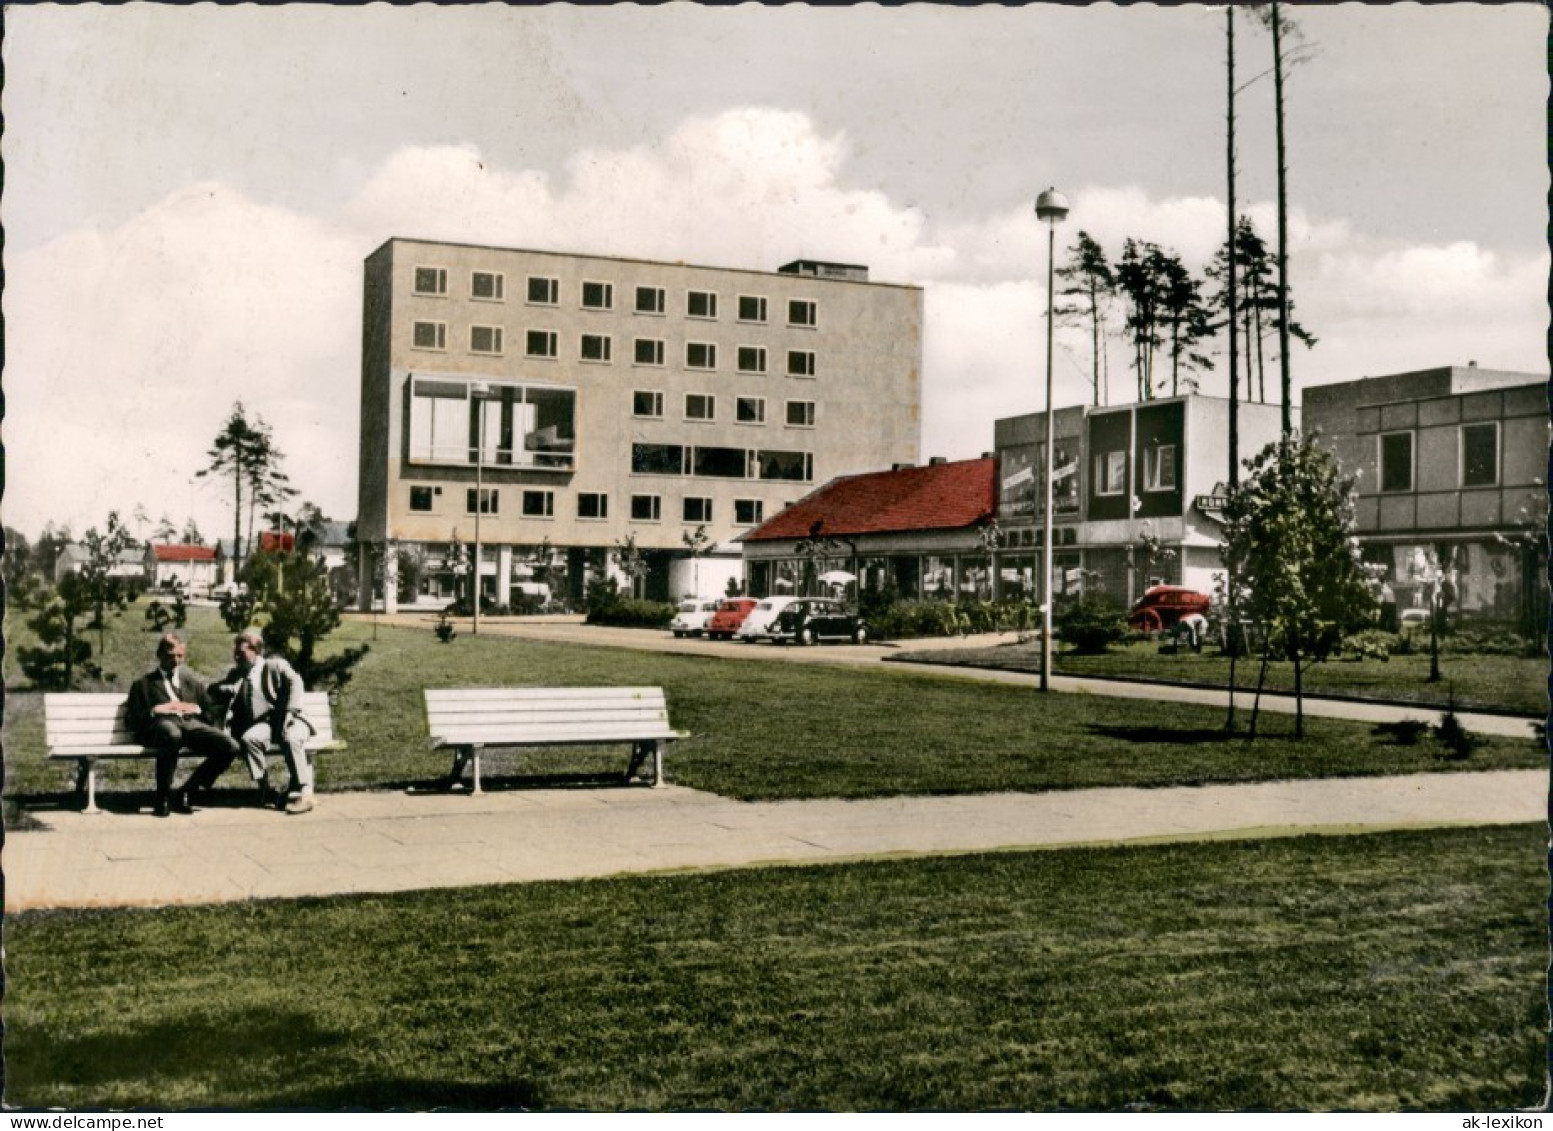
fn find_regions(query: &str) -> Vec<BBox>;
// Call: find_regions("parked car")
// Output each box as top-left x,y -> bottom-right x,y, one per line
769,598 -> 870,646
736,596 -> 799,643
1399,607 -> 1431,628
1127,585 -> 1211,633
669,599 -> 720,638
704,597 -> 759,641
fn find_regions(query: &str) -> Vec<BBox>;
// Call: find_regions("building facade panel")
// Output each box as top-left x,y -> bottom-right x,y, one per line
358,239 -> 921,608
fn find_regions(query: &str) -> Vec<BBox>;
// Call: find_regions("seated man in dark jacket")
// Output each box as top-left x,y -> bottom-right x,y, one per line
125,634 -> 243,817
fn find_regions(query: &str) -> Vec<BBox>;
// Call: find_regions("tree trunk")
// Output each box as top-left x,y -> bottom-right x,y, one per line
1249,636 -> 1271,739
1272,1 -> 1294,439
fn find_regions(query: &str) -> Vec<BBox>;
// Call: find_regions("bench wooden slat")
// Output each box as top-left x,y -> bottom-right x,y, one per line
424,686 -> 682,793
44,691 -> 342,813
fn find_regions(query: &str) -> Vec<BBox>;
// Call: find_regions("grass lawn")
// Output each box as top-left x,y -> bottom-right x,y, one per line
4,823 -> 1544,1111
4,602 -> 1543,813
895,637 -> 1549,717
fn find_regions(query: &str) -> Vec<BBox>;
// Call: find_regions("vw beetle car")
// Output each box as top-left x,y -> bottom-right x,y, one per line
1126,585 -> 1211,633
668,599 -> 720,638
704,597 -> 759,641
769,598 -> 869,646
736,596 -> 799,643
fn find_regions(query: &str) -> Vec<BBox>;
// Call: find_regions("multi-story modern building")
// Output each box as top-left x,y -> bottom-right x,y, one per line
1303,365 -> 1548,632
354,240 -> 922,609
994,395 -> 1284,603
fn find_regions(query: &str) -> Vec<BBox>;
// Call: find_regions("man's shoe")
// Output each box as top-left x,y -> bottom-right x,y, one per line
285,791 -> 316,815
152,798 -> 172,818
171,790 -> 195,815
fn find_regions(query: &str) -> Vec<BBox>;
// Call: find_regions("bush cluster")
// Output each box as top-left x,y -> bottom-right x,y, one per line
863,599 -> 1034,641
1340,628 -> 1398,662
585,597 -> 677,629
1439,625 -> 1543,658
1055,595 -> 1128,654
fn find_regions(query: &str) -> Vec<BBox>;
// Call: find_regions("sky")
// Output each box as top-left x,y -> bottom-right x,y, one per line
4,2 -> 1547,541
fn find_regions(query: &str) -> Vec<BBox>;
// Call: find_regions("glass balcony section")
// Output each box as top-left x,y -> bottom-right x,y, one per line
407,375 -> 575,471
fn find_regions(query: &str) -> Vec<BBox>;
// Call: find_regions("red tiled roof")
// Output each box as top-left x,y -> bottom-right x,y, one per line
152,544 -> 217,562
742,458 -> 998,542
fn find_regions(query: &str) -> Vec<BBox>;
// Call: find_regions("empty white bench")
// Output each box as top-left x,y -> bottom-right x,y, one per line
44,691 -> 343,814
424,687 -> 687,794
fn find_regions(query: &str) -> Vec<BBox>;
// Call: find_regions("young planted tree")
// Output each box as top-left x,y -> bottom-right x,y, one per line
244,550 -> 370,692
78,512 -> 138,657
20,575 -> 100,689
681,525 -> 711,597
1054,231 -> 1117,406
180,517 -> 206,546
1219,436 -> 1376,737
611,533 -> 649,599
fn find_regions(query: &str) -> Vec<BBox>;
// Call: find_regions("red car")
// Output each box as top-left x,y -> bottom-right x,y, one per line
1128,586 -> 1211,633
704,598 -> 759,641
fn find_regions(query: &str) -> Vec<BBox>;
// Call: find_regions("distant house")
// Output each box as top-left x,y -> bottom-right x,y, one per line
53,544 -> 146,586
144,544 -> 219,593
739,458 -> 1000,600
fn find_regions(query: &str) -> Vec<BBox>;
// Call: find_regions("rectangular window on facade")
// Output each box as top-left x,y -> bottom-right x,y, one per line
577,493 -> 608,520
471,272 -> 504,301
632,443 -> 686,475
470,325 -> 503,355
737,346 -> 767,374
787,350 -> 816,377
1461,423 -> 1499,487
581,334 -> 613,362
634,338 -> 665,366
581,281 -> 614,310
685,394 -> 716,421
521,490 -> 555,518
735,499 -> 765,526
1093,451 -> 1126,496
686,342 -> 717,370
526,330 -> 558,358
738,295 -> 768,323
736,397 -> 766,424
466,488 -> 499,515
693,446 -> 748,478
1380,432 -> 1414,493
788,299 -> 817,327
632,390 -> 664,418
527,276 -> 559,305
785,401 -> 816,427
683,497 -> 713,524
413,267 -> 448,296
635,286 -> 665,314
688,290 -> 718,319
409,486 -> 436,512
631,494 -> 662,522
1143,444 -> 1177,491
412,321 -> 447,350
757,450 -> 813,482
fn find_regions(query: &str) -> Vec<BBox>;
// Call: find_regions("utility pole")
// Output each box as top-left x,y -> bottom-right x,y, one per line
1272,1 -> 1294,440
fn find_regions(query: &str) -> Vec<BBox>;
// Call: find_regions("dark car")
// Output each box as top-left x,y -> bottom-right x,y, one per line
1127,585 -> 1211,633
769,598 -> 869,646
704,597 -> 759,641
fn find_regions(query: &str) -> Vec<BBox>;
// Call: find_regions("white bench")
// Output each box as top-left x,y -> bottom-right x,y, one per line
424,687 -> 687,794
44,691 -> 343,814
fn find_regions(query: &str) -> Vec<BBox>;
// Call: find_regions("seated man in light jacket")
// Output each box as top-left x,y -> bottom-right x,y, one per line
210,628 -> 317,814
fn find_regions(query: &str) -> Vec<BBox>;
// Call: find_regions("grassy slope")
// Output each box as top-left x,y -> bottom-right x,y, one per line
5,823 -> 1544,1111
898,638 -> 1549,716
4,603 -> 1543,806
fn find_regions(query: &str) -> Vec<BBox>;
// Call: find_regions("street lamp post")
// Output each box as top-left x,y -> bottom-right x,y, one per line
470,381 -> 490,635
1035,187 -> 1070,693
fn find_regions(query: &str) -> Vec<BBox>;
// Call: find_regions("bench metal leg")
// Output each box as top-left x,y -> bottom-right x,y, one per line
469,745 -> 484,796
651,739 -> 664,789
78,759 -> 101,815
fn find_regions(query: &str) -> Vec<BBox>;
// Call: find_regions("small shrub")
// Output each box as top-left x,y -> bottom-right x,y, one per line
434,609 -> 456,644
1056,595 -> 1128,655
1440,625 -> 1541,657
1434,710 -> 1477,760
1371,719 -> 1429,746
1340,629 -> 1398,662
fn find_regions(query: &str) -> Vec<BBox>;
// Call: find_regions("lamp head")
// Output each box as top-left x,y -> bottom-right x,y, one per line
1035,187 -> 1070,223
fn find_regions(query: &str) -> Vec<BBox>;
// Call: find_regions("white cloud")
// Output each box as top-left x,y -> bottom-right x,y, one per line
9,106 -> 1546,538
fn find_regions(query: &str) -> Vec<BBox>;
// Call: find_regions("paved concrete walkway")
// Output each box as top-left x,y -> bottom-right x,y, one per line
6,770 -> 1543,912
